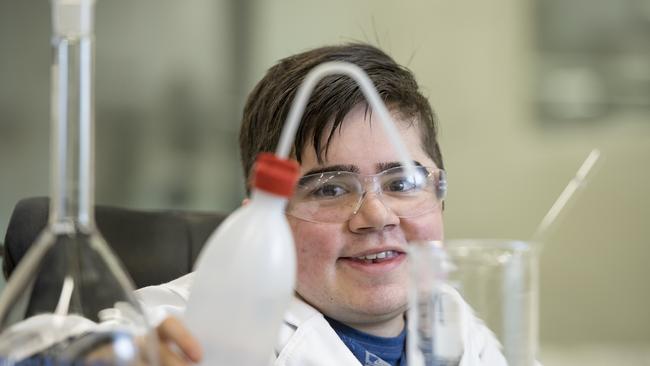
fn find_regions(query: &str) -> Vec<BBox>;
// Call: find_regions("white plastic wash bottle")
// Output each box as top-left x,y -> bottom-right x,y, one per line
185,152 -> 299,366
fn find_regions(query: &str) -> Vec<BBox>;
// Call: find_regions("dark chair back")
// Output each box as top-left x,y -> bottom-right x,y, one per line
2,197 -> 227,288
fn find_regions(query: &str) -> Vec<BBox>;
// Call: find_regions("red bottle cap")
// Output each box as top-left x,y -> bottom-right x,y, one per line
253,153 -> 299,198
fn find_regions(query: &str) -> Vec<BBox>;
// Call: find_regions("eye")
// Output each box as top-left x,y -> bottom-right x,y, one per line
383,167 -> 429,194
384,177 -> 418,193
310,183 -> 349,199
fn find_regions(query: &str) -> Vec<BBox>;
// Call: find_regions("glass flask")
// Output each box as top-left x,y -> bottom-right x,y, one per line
0,0 -> 158,364
408,240 -> 539,366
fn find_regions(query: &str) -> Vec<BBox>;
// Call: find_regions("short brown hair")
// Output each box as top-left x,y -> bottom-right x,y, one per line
239,43 -> 444,189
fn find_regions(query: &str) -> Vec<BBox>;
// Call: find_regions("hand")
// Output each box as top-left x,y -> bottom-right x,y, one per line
157,316 -> 203,365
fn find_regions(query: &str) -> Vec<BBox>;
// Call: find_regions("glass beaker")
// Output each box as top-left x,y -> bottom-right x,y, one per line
408,240 -> 539,366
0,0 -> 158,364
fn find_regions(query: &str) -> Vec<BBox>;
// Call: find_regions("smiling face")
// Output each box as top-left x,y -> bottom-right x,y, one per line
289,104 -> 444,336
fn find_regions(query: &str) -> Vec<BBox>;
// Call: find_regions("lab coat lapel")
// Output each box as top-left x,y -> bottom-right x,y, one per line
275,296 -> 361,366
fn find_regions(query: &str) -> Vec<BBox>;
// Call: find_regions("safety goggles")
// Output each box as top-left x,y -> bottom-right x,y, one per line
286,165 -> 447,223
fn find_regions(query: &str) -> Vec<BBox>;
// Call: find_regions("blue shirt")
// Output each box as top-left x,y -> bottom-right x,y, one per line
325,316 -> 407,366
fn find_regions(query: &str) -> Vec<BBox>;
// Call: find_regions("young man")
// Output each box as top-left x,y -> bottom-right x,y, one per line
139,43 -> 505,366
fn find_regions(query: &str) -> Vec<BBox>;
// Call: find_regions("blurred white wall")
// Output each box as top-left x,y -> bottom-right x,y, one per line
1,0 -> 649,361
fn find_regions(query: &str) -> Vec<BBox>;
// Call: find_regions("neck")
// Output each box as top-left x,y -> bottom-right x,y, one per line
49,3 -> 96,232
50,32 -> 94,232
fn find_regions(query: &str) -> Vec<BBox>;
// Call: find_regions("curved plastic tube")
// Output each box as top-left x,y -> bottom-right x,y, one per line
275,61 -> 418,178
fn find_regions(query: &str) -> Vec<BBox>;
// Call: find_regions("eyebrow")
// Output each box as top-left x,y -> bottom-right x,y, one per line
376,161 -> 423,172
301,161 -> 425,178
302,164 -> 360,176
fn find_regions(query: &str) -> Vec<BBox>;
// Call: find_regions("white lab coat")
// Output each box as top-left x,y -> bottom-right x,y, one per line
136,273 -> 509,366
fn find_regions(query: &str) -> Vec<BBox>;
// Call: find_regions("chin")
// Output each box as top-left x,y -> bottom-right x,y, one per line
354,286 -> 408,317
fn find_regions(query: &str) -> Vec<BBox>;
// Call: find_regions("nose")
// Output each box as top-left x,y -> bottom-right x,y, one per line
348,192 -> 399,233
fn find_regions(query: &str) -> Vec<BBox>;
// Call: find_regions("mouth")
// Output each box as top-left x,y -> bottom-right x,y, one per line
339,249 -> 407,273
349,250 -> 402,264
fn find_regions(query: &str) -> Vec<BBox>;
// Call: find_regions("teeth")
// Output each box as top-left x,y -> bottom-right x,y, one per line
356,250 -> 396,261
